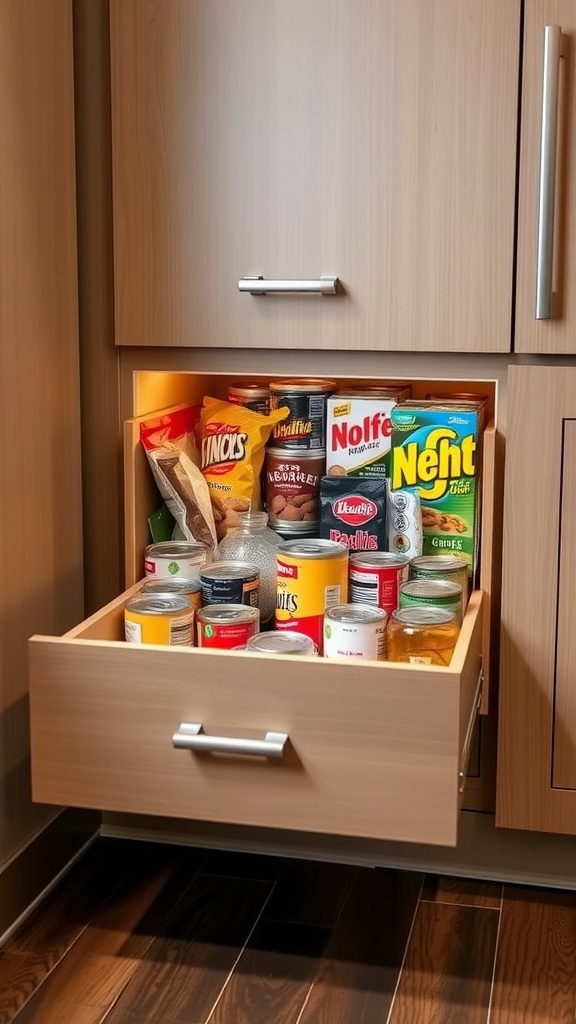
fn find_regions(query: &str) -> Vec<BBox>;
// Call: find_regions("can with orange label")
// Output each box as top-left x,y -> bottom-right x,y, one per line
275,539 -> 348,653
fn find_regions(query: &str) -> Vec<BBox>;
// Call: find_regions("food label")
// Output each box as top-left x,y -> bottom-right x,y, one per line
275,553 -> 348,653
266,451 -> 322,526
320,477 -> 386,551
349,561 -> 409,616
323,620 -> 386,660
270,391 -> 331,450
198,620 -> 257,650
326,398 -> 397,477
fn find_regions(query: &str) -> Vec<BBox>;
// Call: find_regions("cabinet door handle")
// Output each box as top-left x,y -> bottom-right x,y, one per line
458,666 -> 483,794
535,25 -> 562,320
238,275 -> 338,295
172,722 -> 288,758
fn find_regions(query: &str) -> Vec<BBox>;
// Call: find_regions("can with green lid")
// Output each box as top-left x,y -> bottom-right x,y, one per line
399,579 -> 463,624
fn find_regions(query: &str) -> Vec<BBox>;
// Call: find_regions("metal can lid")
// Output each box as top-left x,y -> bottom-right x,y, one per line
391,606 -> 457,626
266,447 -> 326,460
401,580 -> 462,598
349,551 -> 410,569
200,562 -> 260,582
141,578 -> 202,596
409,555 -> 468,573
229,383 -> 270,398
246,631 -> 316,655
146,541 -> 210,558
198,604 -> 260,624
325,603 -> 386,625
125,594 -> 192,616
278,539 -> 348,560
270,378 -> 336,394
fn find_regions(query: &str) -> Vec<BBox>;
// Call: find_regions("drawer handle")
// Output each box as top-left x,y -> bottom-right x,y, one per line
535,25 -> 562,320
238,275 -> 338,296
172,722 -> 288,759
458,666 -> 483,794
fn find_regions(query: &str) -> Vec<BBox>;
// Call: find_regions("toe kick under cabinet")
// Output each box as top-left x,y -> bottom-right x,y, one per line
28,372 -> 498,848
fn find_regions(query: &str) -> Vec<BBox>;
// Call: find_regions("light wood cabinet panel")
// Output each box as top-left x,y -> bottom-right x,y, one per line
110,0 -> 519,353
516,3 -> 576,353
497,366 -> 576,834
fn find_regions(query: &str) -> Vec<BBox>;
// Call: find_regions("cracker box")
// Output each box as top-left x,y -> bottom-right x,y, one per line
390,406 -> 480,576
326,397 -> 397,477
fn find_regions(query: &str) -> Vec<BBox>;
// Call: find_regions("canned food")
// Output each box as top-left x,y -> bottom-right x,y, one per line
387,606 -> 459,666
270,378 -> 336,450
265,448 -> 323,530
245,631 -> 317,656
200,562 -> 260,607
349,551 -> 410,616
228,382 -> 270,416
409,555 -> 469,605
399,579 -> 463,624
141,577 -> 203,614
324,604 -> 387,660
197,604 -> 260,649
276,538 -> 348,653
274,523 -> 320,540
124,594 -> 194,646
144,541 -> 211,580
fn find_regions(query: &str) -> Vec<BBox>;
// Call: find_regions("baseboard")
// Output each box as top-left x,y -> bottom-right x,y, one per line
0,807 -> 100,944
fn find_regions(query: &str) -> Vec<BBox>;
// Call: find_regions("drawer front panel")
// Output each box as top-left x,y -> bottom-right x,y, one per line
29,593 -> 482,847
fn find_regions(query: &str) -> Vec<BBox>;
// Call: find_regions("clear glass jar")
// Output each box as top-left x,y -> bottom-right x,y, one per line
217,511 -> 281,624
386,606 -> 459,666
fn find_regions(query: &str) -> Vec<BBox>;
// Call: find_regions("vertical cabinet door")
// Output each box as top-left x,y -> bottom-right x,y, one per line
516,3 -> 576,353
110,0 -> 519,352
497,366 -> 576,835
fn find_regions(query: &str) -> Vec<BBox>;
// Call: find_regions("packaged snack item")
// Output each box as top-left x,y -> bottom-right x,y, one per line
140,407 -> 218,555
386,483 -> 422,558
199,397 -> 288,539
391,405 -> 480,576
326,396 -> 397,477
320,476 -> 387,551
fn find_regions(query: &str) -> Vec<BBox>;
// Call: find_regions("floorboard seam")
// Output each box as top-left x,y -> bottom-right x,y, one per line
383,875 -> 424,1024
419,898 -> 501,911
485,883 -> 504,1024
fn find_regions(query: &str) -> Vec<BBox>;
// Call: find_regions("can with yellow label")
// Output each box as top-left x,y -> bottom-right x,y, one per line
124,594 -> 194,646
275,539 -> 348,653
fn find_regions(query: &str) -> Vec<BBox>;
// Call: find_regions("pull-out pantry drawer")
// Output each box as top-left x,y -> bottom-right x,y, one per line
29,589 -> 483,847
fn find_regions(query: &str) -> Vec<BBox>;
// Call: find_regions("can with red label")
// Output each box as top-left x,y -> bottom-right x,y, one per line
276,539 -> 348,653
197,604 -> 260,649
349,551 -> 410,616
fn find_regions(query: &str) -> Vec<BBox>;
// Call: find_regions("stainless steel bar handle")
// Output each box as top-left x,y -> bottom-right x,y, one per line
536,25 -> 562,320
172,722 -> 288,759
458,666 -> 483,794
238,275 -> 338,295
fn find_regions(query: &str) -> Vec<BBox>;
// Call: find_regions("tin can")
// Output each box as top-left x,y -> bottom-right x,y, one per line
197,604 -> 260,649
265,448 -> 324,531
245,631 -> 317,656
276,538 -> 348,653
349,551 -> 410,616
274,523 -> 320,540
387,606 -> 459,666
399,579 -> 463,624
124,594 -> 194,646
409,555 -> 469,605
200,562 -> 260,607
324,604 -> 387,660
270,378 -> 336,450
228,382 -> 270,416
141,577 -> 203,613
144,541 -> 211,580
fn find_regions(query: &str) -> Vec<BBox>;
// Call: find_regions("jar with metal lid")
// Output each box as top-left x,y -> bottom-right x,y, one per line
387,606 -> 459,666
244,631 -> 317,656
409,555 -> 469,604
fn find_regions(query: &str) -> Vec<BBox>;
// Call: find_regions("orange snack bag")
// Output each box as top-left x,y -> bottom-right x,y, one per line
200,397 -> 288,539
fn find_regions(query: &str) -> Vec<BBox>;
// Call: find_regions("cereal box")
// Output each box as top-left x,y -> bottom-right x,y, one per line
326,397 -> 397,477
390,406 -> 480,576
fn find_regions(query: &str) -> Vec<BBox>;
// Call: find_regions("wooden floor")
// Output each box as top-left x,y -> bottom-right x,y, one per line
1,837 -> 576,1023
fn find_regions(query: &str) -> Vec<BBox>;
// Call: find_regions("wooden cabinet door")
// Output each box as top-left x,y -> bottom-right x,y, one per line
516,3 -> 576,353
497,366 -> 576,834
110,0 -> 519,352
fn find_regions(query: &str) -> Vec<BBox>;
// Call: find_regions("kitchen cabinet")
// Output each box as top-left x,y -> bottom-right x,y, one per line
516,4 -> 576,354
497,366 -> 576,834
109,0 -> 520,353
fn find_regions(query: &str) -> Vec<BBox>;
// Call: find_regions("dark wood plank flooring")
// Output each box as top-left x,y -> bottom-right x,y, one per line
1,838 -> 576,1023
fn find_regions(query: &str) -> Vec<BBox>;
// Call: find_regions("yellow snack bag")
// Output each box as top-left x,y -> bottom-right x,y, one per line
200,397 -> 288,539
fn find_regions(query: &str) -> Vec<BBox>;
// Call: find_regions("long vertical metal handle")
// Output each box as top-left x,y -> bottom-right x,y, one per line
536,25 -> 562,320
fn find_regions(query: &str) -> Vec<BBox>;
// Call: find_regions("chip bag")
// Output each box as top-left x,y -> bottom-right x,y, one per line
200,397 -> 288,539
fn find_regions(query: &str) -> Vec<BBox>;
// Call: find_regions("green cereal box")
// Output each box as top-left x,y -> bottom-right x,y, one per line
390,405 -> 480,576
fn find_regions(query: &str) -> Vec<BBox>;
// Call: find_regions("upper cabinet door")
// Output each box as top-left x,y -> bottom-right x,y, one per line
516,3 -> 576,353
110,1 -> 519,352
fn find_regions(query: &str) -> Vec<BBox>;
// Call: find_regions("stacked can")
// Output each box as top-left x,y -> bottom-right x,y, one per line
276,538 -> 348,653
265,379 -> 335,538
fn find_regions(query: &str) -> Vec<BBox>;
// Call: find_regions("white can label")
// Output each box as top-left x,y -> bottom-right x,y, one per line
144,557 -> 202,580
323,619 -> 386,660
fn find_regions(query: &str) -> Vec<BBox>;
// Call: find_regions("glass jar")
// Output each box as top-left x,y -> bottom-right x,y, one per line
387,606 -> 459,666
217,511 -> 281,624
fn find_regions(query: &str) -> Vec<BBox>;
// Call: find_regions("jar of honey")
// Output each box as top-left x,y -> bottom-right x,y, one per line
386,606 -> 459,666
